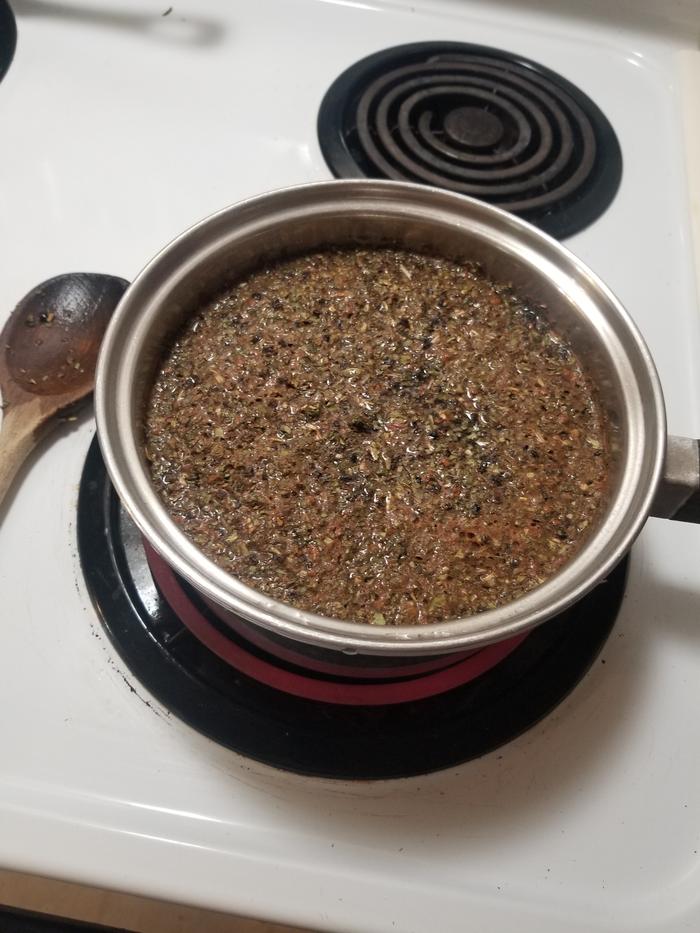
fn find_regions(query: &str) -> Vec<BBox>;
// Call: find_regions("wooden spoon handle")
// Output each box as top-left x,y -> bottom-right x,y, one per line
0,399 -> 43,508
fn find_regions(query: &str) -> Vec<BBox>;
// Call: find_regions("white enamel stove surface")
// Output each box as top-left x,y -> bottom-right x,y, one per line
1,2 -> 700,931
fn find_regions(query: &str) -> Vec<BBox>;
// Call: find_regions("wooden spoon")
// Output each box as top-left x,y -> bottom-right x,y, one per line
0,273 -> 129,506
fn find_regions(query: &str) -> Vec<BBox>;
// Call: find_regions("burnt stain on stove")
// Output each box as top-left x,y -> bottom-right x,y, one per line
91,621 -> 169,719
81,577 -> 170,720
116,667 -> 163,715
107,649 -> 170,721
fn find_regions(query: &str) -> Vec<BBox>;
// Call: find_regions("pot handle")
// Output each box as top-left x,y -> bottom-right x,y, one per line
650,435 -> 700,523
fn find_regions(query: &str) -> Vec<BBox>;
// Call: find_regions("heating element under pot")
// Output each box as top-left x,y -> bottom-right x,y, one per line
79,436 -> 626,779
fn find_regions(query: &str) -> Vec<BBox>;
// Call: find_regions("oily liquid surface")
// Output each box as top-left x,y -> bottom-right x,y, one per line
145,249 -> 609,626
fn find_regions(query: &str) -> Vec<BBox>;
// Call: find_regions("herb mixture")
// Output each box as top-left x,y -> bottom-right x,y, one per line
145,248 -> 609,625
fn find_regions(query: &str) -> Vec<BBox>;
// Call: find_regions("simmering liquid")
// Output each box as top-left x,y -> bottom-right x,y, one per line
145,248 -> 609,625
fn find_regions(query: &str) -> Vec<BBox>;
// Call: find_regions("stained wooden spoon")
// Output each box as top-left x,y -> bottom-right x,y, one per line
0,273 -> 129,505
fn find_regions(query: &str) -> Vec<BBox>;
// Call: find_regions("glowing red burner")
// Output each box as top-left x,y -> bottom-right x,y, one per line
202,596 -> 477,679
145,544 -> 527,707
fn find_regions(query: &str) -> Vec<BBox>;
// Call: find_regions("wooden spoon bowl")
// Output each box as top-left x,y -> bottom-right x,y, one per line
0,273 -> 129,505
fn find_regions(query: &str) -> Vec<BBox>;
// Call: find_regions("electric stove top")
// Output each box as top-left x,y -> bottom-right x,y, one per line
2,1 -> 700,931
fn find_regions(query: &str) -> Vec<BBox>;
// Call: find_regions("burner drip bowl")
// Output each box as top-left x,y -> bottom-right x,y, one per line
318,43 -> 623,239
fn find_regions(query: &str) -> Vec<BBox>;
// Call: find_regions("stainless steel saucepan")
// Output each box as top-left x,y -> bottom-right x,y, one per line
95,180 -> 700,670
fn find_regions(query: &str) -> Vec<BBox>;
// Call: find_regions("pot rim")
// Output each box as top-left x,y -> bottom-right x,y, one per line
95,179 -> 666,655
